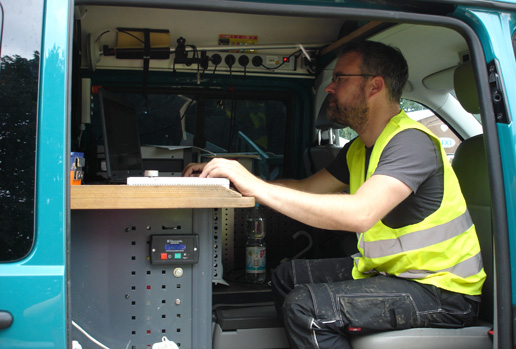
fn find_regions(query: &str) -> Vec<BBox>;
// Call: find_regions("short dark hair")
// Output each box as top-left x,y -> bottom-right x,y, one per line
338,41 -> 408,103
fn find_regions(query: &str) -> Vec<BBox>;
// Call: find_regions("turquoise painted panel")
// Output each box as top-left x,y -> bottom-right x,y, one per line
454,7 -> 516,301
0,0 -> 71,347
0,268 -> 66,348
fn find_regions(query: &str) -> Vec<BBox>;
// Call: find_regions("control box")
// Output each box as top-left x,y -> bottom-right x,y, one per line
150,234 -> 199,265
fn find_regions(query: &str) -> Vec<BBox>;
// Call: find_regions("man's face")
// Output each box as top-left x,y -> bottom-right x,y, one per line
325,52 -> 370,133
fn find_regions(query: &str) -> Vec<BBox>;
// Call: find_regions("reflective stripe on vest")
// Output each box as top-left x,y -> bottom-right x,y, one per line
359,211 -> 473,258
352,250 -> 483,279
396,251 -> 483,279
348,110 -> 486,295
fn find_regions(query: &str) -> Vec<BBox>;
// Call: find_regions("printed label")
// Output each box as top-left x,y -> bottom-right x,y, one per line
246,246 -> 266,273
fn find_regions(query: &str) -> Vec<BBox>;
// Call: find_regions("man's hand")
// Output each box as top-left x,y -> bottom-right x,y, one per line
182,162 -> 208,177
198,158 -> 264,197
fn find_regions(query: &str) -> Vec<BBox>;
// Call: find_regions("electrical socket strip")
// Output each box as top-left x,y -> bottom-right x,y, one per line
212,52 -> 296,72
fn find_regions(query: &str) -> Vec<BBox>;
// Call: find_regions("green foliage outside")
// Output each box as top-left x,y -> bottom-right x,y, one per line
0,53 -> 39,261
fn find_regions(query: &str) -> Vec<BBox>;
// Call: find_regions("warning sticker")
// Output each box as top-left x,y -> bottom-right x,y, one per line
218,34 -> 258,53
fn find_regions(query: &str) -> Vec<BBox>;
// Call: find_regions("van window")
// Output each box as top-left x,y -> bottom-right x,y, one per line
403,99 -> 462,162
337,99 -> 461,163
0,0 -> 42,261
91,90 -> 289,180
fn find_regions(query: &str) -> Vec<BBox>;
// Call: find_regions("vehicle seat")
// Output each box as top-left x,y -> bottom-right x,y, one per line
351,61 -> 493,349
304,95 -> 345,175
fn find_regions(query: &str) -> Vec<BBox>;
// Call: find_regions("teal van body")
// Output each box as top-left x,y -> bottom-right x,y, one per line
1,0 -> 516,348
0,0 -> 70,347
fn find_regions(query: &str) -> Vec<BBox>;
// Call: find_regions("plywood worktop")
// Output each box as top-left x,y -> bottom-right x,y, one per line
70,185 -> 255,209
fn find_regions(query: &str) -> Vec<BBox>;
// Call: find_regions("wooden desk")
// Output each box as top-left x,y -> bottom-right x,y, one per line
70,185 -> 253,348
71,185 -> 255,209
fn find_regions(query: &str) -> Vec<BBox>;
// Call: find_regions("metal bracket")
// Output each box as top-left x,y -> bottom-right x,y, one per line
487,60 -> 510,124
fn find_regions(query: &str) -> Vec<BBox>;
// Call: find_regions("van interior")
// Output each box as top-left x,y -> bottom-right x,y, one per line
70,3 -> 492,348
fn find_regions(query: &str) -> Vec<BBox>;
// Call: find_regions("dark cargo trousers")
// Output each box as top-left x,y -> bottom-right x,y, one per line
271,257 -> 479,349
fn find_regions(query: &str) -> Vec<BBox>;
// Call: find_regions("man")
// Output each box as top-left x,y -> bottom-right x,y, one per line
183,41 -> 485,348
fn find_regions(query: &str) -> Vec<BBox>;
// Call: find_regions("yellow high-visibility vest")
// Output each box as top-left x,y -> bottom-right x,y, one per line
347,110 -> 486,295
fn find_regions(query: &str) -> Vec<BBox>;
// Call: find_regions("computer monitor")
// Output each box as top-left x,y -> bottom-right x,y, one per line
99,88 -> 144,182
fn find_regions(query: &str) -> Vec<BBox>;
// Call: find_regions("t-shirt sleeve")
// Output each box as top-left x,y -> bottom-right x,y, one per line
325,138 -> 355,185
374,129 -> 441,193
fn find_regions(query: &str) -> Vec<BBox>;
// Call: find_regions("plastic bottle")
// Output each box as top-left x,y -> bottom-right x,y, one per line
245,204 -> 266,283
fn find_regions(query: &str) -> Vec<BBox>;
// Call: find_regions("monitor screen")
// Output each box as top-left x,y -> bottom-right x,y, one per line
99,89 -> 144,182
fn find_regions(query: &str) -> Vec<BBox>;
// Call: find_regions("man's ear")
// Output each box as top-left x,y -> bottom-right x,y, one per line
368,76 -> 385,98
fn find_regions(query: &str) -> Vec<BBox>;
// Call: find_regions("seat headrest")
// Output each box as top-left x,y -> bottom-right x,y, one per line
453,61 -> 480,114
316,95 -> 346,130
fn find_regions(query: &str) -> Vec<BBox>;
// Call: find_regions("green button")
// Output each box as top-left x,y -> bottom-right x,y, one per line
175,253 -> 182,259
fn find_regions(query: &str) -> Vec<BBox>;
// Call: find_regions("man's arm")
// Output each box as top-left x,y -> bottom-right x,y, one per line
199,158 -> 412,232
184,160 -> 348,194
272,168 -> 348,194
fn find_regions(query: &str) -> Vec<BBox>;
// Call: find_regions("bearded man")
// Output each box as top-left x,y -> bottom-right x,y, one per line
183,41 -> 485,349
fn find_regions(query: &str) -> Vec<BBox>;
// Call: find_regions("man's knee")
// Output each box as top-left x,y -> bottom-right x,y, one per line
283,285 -> 314,320
283,286 -> 352,349
282,286 -> 316,347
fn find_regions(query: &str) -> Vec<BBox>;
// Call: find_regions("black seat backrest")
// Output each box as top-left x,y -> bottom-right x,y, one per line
304,95 -> 345,175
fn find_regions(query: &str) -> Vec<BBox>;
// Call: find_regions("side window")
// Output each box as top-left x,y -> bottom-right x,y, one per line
201,99 -> 287,156
337,127 -> 357,145
0,0 -> 42,261
88,91 -> 289,181
401,99 -> 461,162
337,100 -> 462,162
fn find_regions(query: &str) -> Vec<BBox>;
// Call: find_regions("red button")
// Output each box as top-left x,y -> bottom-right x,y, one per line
161,253 -> 168,260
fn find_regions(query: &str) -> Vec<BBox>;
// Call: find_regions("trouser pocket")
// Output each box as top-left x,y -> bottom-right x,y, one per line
338,293 -> 419,333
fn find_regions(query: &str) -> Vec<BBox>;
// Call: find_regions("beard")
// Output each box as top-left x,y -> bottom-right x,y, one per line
327,86 -> 369,133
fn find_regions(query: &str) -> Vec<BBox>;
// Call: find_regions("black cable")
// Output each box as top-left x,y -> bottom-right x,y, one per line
206,64 -> 218,85
185,44 -> 198,64
95,30 -> 110,44
228,99 -> 237,152
117,30 -> 145,44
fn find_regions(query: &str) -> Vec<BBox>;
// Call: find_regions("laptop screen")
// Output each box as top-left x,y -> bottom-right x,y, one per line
99,89 -> 144,182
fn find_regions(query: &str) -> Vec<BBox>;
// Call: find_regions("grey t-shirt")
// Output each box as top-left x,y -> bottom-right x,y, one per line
326,129 -> 444,229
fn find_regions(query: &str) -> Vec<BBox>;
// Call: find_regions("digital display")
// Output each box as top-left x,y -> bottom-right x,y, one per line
150,235 -> 198,265
164,243 -> 186,252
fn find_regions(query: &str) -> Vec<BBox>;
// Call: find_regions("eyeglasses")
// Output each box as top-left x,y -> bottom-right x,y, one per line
331,73 -> 376,84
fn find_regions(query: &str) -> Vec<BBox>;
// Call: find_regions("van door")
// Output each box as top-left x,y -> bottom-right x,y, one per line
0,0 -> 72,347
452,6 -> 516,348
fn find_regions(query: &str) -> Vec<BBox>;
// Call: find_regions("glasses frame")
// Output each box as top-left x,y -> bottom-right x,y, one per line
331,73 -> 376,83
